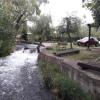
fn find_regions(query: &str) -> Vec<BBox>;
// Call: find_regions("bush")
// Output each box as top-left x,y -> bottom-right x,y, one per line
0,5 -> 15,57
39,60 -> 92,100
43,75 -> 53,89
0,41 -> 13,57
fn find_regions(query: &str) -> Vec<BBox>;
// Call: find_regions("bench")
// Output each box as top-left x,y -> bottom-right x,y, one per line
53,49 -> 80,57
77,62 -> 100,72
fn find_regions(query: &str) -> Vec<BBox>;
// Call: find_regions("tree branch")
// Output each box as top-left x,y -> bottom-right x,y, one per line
15,10 -> 26,30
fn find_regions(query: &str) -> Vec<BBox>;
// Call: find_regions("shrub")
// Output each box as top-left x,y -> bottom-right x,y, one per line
39,60 -> 92,100
0,40 -> 13,57
43,75 -> 53,89
0,5 -> 15,57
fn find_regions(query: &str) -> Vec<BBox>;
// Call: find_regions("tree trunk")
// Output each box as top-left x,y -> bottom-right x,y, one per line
68,33 -> 73,49
15,11 -> 26,31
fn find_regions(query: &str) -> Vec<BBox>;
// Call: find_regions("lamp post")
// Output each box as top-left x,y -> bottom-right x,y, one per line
87,23 -> 91,50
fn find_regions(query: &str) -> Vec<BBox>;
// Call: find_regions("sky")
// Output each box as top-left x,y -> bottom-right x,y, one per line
40,0 -> 94,26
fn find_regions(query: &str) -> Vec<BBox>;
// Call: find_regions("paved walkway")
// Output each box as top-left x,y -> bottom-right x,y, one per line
0,50 -> 53,100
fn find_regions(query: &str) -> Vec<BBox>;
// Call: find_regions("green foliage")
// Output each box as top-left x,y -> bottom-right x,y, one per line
83,0 -> 100,27
63,16 -> 81,34
0,3 -> 15,57
0,0 -> 48,34
31,15 -> 52,42
39,60 -> 92,100
57,25 -> 65,42
0,0 -> 47,57
0,41 -> 13,57
59,16 -> 81,49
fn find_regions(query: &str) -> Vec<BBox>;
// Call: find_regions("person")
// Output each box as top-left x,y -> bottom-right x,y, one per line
37,44 -> 41,53
36,43 -> 45,53
23,46 -> 28,53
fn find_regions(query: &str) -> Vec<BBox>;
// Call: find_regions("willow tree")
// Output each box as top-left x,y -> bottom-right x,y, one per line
2,0 -> 47,32
32,15 -> 52,43
0,0 -> 47,56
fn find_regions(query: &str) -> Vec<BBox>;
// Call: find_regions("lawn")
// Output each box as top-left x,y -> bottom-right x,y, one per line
45,42 -> 100,62
64,49 -> 100,62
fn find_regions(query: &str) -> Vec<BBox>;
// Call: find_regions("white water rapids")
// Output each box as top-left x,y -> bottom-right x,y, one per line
0,44 -> 53,100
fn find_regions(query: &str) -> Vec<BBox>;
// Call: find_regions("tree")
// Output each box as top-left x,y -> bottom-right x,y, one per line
32,15 -> 52,43
21,24 -> 28,42
83,0 -> 100,27
62,16 -> 81,49
57,25 -> 66,42
0,0 -> 47,56
1,0 -> 47,32
31,15 -> 52,52
0,3 -> 15,56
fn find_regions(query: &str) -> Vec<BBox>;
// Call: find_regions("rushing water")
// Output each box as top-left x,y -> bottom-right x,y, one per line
0,45 -> 53,100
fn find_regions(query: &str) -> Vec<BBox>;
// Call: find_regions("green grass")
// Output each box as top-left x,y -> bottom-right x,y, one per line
39,60 -> 93,100
45,42 -> 100,62
64,50 -> 100,61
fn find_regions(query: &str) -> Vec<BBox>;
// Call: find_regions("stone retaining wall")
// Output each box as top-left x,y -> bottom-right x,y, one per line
39,52 -> 100,100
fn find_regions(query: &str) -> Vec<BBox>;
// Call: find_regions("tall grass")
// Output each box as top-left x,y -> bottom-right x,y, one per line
39,60 -> 93,100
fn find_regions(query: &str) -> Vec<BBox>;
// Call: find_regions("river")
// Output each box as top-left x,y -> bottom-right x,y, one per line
0,44 -> 53,100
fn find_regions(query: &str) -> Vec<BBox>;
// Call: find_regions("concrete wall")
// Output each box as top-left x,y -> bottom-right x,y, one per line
39,52 -> 100,100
